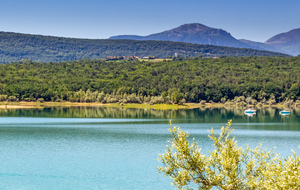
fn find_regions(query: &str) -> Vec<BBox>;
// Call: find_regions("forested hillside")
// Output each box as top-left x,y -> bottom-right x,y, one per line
0,56 -> 299,104
0,32 -> 288,63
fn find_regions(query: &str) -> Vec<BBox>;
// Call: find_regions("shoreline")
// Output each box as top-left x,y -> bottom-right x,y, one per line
0,101 -> 293,110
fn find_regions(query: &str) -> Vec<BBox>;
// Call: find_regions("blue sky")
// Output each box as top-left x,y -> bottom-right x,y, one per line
0,0 -> 299,42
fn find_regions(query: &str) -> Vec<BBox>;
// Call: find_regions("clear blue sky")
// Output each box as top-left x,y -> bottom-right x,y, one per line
0,0 -> 299,42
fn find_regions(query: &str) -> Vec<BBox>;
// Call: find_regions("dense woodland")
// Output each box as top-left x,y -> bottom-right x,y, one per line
0,32 -> 288,63
0,56 -> 300,105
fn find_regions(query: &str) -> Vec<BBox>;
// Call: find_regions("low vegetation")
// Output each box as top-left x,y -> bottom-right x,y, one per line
158,120 -> 300,189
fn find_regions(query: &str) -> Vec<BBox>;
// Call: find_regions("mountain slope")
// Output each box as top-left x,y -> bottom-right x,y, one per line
110,23 -> 263,49
239,39 -> 280,52
265,28 -> 300,56
0,32 -> 288,63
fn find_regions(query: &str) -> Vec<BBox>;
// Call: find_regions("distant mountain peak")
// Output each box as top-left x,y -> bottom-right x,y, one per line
110,23 -> 252,48
109,23 -> 299,55
265,28 -> 300,56
168,23 -> 212,33
265,28 -> 300,44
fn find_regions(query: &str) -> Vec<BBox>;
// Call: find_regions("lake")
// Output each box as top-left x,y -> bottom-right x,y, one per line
0,107 -> 299,189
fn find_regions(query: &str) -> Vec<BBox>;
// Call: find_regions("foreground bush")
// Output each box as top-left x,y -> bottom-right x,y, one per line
158,120 -> 300,189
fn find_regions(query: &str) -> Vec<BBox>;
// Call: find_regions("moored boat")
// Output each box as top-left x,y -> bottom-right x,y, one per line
280,110 -> 291,115
244,96 -> 256,115
244,108 -> 256,115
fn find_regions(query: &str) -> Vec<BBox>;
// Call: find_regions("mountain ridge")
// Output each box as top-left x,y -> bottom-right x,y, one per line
110,23 -> 300,56
0,31 -> 290,63
110,23 -> 260,49
265,28 -> 300,56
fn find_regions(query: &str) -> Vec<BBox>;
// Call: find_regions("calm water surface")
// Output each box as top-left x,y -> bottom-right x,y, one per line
0,107 -> 299,189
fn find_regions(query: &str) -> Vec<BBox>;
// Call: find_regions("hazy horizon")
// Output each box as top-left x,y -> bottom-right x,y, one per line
1,0 -> 299,42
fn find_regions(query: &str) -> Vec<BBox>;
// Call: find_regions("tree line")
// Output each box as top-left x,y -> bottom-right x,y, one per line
0,56 -> 300,104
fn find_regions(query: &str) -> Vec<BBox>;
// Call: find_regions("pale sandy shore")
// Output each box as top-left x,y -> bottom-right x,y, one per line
0,101 -> 293,110
0,105 -> 37,109
0,102 -> 109,109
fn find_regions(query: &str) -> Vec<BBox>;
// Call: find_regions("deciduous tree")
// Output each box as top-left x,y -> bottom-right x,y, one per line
158,120 -> 300,189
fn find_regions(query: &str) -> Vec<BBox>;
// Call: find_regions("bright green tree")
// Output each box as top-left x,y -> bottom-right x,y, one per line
158,120 -> 300,189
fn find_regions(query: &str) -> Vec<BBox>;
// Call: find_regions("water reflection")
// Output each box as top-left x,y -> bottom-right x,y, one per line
0,107 -> 299,130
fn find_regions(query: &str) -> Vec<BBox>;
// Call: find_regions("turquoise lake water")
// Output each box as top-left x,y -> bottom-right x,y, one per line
0,107 -> 299,189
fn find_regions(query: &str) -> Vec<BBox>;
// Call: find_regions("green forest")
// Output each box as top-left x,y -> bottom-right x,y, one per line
0,32 -> 288,63
0,56 -> 300,105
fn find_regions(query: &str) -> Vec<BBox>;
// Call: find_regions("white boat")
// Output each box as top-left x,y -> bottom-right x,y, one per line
280,110 -> 291,115
244,108 -> 256,114
244,96 -> 256,115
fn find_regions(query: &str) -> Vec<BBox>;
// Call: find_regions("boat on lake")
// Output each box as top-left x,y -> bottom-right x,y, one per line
244,108 -> 256,115
244,96 -> 256,115
280,110 -> 291,115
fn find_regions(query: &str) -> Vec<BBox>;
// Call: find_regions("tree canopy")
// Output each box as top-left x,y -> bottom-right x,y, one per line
0,56 -> 300,104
